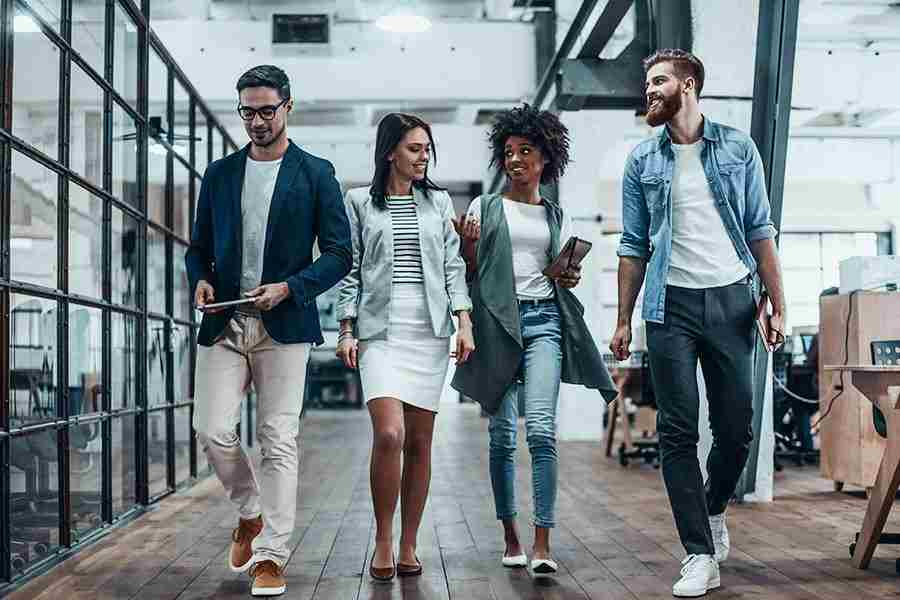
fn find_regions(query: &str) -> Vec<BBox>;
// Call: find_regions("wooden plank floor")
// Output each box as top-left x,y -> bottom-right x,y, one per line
9,403 -> 900,599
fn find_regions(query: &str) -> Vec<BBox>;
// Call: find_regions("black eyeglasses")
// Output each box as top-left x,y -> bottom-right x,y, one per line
237,98 -> 289,121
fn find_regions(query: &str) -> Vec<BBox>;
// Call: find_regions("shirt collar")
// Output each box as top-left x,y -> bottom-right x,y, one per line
659,115 -> 717,147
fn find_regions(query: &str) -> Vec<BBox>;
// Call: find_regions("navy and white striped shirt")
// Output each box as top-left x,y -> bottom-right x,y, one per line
387,195 -> 424,284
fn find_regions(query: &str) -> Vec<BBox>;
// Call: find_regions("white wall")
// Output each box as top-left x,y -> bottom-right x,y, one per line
152,19 -> 535,105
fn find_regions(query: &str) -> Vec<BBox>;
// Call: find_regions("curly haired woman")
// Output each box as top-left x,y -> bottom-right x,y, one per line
451,104 -> 616,577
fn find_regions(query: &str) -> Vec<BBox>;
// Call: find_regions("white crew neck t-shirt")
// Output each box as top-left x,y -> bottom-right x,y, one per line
666,140 -> 748,288
240,156 -> 283,295
467,196 -> 573,300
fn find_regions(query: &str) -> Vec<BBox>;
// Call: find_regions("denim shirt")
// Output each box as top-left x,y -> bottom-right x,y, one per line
617,117 -> 777,324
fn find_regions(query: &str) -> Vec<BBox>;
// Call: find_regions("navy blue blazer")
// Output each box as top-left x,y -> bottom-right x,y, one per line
185,141 -> 352,346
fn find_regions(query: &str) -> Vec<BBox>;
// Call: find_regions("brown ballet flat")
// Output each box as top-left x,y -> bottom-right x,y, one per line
397,555 -> 423,577
370,552 -> 396,581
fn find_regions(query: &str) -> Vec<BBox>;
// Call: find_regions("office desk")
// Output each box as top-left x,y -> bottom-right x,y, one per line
825,365 -> 900,569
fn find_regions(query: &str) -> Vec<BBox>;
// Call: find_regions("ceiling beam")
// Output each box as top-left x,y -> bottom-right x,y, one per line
530,0 -> 605,111
557,39 -> 646,110
578,0 -> 634,58
487,0 -> 605,192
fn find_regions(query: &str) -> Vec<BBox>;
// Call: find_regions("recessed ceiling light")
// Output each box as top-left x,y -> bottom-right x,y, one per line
375,2 -> 432,33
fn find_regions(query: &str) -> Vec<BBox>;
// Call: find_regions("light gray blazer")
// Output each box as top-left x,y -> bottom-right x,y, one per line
335,186 -> 472,340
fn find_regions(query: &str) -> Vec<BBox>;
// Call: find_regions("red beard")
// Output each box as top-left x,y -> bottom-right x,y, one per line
645,92 -> 683,127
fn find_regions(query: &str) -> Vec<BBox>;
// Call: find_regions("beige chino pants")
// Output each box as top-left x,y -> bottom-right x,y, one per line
193,313 -> 310,567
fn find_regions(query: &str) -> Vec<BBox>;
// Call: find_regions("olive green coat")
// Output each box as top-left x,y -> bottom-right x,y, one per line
451,193 -> 617,414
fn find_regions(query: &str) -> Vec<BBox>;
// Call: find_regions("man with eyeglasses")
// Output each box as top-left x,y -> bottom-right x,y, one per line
185,64 -> 351,597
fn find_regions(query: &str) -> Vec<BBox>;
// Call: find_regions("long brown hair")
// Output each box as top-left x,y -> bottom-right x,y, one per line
369,113 -> 444,210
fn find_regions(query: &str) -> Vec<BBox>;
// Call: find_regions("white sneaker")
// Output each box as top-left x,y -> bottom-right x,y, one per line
709,513 -> 730,563
672,554 -> 719,597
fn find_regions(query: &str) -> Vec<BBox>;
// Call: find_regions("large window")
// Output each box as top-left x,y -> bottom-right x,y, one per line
1,0 -> 237,587
780,232 -> 890,328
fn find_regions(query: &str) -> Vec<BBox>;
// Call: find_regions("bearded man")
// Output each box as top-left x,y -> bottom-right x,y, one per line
609,49 -> 787,598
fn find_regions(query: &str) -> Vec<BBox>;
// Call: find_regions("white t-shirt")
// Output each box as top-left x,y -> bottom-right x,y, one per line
240,156 -> 283,295
666,141 -> 748,288
467,196 -> 573,300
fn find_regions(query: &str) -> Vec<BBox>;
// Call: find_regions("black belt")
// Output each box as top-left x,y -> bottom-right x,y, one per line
517,297 -> 556,307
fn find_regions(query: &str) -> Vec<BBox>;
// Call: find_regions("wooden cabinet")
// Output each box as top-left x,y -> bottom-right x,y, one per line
818,292 -> 900,489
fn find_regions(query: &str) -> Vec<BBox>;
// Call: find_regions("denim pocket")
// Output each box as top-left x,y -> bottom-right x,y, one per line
717,163 -> 745,205
640,174 -> 667,211
520,302 -> 558,329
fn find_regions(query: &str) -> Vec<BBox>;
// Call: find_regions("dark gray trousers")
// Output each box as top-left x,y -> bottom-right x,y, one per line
646,280 -> 756,556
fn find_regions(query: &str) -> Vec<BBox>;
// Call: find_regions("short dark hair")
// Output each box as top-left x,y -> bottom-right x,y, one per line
369,113 -> 444,210
643,49 -> 705,97
236,65 -> 291,100
488,103 -> 570,185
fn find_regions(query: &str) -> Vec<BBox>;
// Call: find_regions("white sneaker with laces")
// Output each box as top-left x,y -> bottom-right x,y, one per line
709,512 -> 730,563
672,554 -> 719,597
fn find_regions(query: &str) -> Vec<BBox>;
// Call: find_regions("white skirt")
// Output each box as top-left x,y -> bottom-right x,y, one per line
358,283 -> 450,413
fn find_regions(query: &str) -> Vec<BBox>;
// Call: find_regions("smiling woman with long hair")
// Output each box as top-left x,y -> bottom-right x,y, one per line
335,113 -> 474,582
451,104 -> 616,578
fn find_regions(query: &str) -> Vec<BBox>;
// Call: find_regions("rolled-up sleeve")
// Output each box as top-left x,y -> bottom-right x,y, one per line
441,193 -> 472,312
743,140 -> 778,242
335,190 -> 363,321
616,153 -> 651,259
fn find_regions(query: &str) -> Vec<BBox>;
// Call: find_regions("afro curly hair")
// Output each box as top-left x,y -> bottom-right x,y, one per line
488,104 -> 571,185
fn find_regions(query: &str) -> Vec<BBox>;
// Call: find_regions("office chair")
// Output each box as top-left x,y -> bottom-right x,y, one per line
617,352 -> 660,468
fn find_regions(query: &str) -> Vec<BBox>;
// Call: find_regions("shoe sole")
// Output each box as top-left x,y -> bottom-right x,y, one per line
672,576 -> 720,597
531,561 -> 558,578
251,584 -> 286,597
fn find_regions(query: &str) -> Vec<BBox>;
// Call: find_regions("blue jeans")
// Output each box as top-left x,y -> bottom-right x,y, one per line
488,300 -> 562,529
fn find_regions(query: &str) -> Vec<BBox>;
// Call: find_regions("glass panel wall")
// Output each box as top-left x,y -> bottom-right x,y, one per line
113,3 -> 139,109
1,0 -> 238,586
68,183 -> 103,300
71,0 -> 105,77
9,295 -> 58,427
69,63 -> 104,188
12,20 -> 60,160
10,153 -> 58,289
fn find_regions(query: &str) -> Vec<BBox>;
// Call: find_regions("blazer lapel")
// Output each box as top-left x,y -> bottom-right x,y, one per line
228,145 -> 251,248
262,142 -> 303,267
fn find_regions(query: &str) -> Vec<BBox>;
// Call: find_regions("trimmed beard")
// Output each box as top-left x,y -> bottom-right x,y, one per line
251,120 -> 286,148
645,92 -> 682,127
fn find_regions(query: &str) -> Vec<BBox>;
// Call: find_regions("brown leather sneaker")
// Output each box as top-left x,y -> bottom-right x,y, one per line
249,560 -> 286,597
229,516 -> 263,573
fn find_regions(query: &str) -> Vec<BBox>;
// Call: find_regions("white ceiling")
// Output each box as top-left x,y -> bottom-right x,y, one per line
799,0 -> 900,45
797,0 -> 900,129
149,0 -> 526,22
151,1 -> 900,133
154,0 -> 536,131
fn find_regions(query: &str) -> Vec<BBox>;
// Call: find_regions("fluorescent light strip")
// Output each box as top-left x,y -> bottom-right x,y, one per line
375,14 -> 432,33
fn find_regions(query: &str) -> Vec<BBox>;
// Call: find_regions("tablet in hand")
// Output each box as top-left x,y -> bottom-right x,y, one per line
197,297 -> 256,312
542,236 -> 592,278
